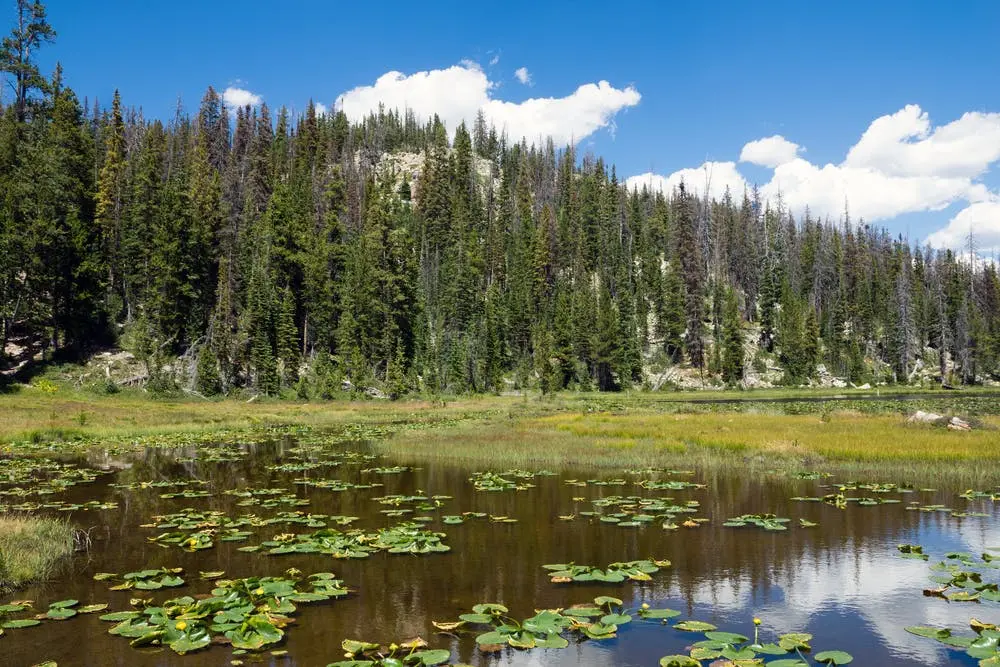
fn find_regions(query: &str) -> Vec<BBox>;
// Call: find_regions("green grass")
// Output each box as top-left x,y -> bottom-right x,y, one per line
0,516 -> 75,590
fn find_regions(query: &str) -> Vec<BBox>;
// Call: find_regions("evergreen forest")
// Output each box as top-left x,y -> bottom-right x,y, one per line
3,2 -> 1000,397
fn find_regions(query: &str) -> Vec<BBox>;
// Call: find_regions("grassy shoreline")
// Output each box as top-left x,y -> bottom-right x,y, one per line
1,385 -> 998,483
0,516 -> 76,591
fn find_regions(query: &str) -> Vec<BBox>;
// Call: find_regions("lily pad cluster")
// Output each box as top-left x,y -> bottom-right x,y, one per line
242,522 -> 450,557
330,638 -> 451,666
906,618 -> 1000,666
469,471 -> 536,491
432,596 -> 680,650
923,551 -> 1000,603
0,598 -> 108,634
897,544 -> 929,560
543,558 -> 670,583
723,513 -> 792,531
102,571 -> 348,655
97,567 -> 186,591
568,495 -> 703,528
661,625 -> 854,665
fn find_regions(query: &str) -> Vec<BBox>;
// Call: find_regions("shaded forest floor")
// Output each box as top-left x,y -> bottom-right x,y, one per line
2,384 -> 999,484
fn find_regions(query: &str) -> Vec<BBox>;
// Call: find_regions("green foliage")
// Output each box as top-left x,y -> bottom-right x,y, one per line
2,3 -> 998,395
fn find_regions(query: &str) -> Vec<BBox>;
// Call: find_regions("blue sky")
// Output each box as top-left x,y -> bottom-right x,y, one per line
31,0 -> 1000,251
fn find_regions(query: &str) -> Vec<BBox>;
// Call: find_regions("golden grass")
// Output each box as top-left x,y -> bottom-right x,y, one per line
536,412 -> 1000,462
0,516 -> 75,590
0,386 -> 534,445
376,408 -> 1000,484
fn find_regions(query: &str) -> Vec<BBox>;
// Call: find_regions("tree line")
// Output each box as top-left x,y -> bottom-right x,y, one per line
2,1 -> 999,395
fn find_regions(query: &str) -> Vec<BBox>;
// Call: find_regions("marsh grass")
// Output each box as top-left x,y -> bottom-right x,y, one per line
0,515 -> 75,590
377,409 -> 1000,485
3,386 -> 1000,484
0,386 -> 536,445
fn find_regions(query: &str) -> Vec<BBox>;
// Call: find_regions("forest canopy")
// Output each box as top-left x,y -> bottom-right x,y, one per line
2,2 -> 999,396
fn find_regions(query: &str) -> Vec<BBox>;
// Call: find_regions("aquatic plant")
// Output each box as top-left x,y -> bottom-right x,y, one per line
102,571 -> 348,655
330,637 -> 451,666
542,558 -> 670,583
906,618 -> 1000,666
723,514 -> 792,531
432,596 -> 680,649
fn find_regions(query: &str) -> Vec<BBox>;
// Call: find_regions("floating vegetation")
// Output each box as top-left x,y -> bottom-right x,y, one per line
723,514 -> 792,531
469,471 -> 535,491
103,571 -> 348,655
624,467 -> 695,476
293,478 -> 381,492
661,621 -> 854,665
372,494 -> 452,513
362,465 -> 416,474
573,495 -> 702,528
101,567 -> 187,591
564,478 -> 628,487
331,638 -> 451,666
897,544 -> 929,560
112,479 -> 211,491
249,523 -> 450,558
0,598 -> 106,630
638,479 -> 705,491
792,471 -> 833,479
543,558 -> 669,584
899,546 -> 1000,604
905,618 -> 1000,666
959,489 -> 1000,501
1,499 -> 118,513
0,457 -> 108,498
432,596 -> 680,649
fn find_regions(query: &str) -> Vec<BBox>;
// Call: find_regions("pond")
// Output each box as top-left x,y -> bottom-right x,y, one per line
1,431 -> 998,666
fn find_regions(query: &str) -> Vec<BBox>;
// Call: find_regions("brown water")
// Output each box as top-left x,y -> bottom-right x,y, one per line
2,436 -> 998,667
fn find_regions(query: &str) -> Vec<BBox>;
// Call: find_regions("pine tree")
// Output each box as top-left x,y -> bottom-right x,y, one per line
721,286 -> 744,385
94,89 -> 126,320
0,0 -> 55,122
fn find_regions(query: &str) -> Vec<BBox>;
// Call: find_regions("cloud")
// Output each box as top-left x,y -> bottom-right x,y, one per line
845,105 -> 1000,178
335,62 -> 639,146
514,67 -> 532,86
488,53 -> 500,66
740,135 -> 801,168
627,105 -> 1000,228
626,162 -> 747,201
926,200 -> 1000,254
314,102 -> 328,116
222,86 -> 262,109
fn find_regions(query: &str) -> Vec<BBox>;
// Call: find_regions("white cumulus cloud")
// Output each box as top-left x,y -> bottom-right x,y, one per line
926,200 -> 1000,254
335,62 -> 639,146
845,104 -> 1000,178
314,102 -> 328,116
514,67 -> 532,86
740,135 -> 801,168
627,105 -> 1000,237
626,162 -> 747,201
222,86 -> 262,109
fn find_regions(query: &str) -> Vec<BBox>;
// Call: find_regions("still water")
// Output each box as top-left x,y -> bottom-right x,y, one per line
2,435 -> 997,666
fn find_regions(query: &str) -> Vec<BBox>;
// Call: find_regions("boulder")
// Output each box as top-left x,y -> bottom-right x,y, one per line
907,410 -> 944,424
